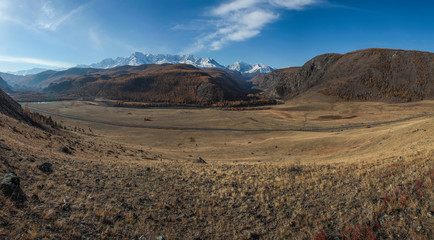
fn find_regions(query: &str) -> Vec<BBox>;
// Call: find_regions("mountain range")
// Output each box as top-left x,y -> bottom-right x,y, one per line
78,52 -> 274,77
6,68 -> 50,76
2,48 -> 433,104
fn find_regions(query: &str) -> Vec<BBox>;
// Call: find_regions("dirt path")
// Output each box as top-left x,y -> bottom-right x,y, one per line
29,106 -> 433,133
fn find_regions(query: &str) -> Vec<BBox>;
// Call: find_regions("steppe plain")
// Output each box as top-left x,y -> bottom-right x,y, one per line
1,95 -> 432,239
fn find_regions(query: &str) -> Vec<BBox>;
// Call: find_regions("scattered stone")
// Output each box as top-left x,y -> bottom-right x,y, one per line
156,235 -> 165,240
248,232 -> 261,239
61,146 -> 72,154
288,166 -> 302,174
196,157 -> 206,164
62,199 -> 71,211
37,162 -> 53,174
0,172 -> 27,203
0,145 -> 11,151
31,194 -> 41,203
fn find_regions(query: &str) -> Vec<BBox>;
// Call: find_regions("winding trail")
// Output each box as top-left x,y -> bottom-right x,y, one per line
28,106 -> 432,133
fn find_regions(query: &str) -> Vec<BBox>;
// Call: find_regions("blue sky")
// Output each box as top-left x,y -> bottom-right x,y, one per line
0,0 -> 433,71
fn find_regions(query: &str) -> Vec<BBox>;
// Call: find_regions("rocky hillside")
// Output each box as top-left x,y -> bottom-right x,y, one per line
0,88 -> 29,122
253,49 -> 434,102
44,64 -> 254,104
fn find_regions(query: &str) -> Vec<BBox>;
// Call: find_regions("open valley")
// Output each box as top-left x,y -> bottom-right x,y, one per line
1,2 -> 434,238
0,98 -> 429,239
26,98 -> 434,164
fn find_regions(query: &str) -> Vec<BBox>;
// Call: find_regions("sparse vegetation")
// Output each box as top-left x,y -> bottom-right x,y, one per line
0,118 -> 432,239
0,88 -> 432,239
23,104 -> 62,129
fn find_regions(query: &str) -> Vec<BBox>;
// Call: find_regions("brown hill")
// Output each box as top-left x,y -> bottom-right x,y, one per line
2,68 -> 104,89
44,64 -> 254,104
253,48 -> 434,102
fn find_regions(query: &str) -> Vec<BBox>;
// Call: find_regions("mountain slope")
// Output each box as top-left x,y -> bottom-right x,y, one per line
0,76 -> 13,93
254,48 -> 434,102
0,88 -> 29,121
44,64 -> 254,104
4,68 -> 108,89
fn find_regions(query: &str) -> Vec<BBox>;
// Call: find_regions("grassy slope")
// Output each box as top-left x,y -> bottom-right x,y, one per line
0,107 -> 432,239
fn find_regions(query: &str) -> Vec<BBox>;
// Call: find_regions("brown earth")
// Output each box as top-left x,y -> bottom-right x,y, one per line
252,48 -> 434,102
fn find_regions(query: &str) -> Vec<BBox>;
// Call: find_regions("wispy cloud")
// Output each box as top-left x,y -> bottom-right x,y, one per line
184,0 -> 320,53
37,2 -> 90,31
0,0 -> 89,32
0,55 -> 74,68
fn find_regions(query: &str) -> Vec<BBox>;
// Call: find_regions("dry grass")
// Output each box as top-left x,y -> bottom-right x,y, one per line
0,101 -> 433,239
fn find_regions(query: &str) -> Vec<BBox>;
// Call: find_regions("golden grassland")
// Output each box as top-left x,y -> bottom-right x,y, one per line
0,98 -> 433,239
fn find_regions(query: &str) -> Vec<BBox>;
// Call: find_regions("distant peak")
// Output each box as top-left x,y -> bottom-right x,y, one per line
78,52 -> 275,76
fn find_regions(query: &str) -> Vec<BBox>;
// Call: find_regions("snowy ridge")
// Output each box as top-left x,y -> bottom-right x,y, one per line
228,61 -> 274,74
79,52 -> 274,76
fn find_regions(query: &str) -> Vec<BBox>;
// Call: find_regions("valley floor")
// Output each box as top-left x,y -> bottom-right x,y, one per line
0,99 -> 433,239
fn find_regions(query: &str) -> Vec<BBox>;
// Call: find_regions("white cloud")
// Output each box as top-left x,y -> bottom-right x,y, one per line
0,55 -> 74,68
212,0 -> 263,15
270,0 -> 319,10
185,0 -> 320,52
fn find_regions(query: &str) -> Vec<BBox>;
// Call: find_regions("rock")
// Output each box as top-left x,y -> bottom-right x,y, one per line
37,162 -> 53,174
248,232 -> 261,239
156,235 -> 165,240
196,157 -> 206,164
61,146 -> 72,154
0,172 -> 27,203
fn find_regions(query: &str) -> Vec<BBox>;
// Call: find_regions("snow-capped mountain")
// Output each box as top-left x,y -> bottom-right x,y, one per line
228,61 -> 274,74
79,52 -> 274,76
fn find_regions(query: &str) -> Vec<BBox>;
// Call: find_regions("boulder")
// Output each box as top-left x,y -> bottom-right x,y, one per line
0,172 -> 27,203
196,157 -> 206,164
37,162 -> 53,174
